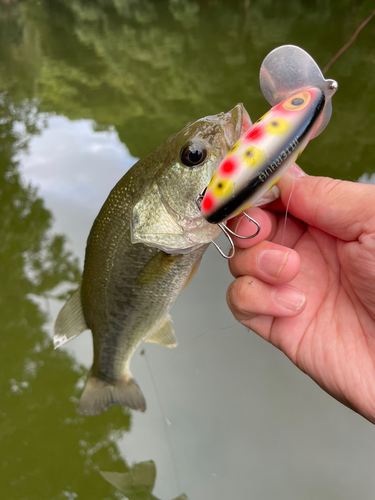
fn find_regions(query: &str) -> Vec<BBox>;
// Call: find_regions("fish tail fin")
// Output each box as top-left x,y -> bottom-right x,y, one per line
78,372 -> 146,415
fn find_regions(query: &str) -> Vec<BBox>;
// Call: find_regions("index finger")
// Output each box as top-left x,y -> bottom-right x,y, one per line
277,168 -> 375,241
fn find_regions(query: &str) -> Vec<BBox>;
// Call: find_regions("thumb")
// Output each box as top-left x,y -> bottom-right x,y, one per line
276,165 -> 375,241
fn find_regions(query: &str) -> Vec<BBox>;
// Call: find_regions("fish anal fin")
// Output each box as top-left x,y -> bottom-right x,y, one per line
54,284 -> 88,349
78,372 -> 146,415
145,315 -> 177,348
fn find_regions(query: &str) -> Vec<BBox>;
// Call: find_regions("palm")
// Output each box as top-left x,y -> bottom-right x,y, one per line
227,174 -> 375,422
249,219 -> 375,421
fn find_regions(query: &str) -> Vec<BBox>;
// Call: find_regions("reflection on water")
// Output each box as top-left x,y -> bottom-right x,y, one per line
0,94 -> 131,499
1,1 -> 375,499
101,460 -> 188,500
2,0 -> 375,176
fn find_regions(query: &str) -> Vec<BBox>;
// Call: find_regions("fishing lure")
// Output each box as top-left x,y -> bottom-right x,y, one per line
199,45 -> 338,251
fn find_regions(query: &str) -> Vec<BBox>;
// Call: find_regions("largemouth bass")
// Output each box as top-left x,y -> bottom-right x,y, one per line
54,104 -> 249,415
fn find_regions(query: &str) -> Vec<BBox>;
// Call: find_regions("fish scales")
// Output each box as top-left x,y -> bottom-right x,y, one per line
81,154 -> 206,408
54,104 -> 249,415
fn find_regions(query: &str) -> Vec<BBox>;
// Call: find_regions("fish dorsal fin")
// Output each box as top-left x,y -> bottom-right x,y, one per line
259,45 -> 338,138
100,460 -> 156,497
145,315 -> 177,348
54,284 -> 88,349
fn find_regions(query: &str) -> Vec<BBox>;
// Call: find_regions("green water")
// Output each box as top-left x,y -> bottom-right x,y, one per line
1,1 -> 375,499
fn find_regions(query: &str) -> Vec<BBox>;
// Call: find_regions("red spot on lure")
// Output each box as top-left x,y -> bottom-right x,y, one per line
243,125 -> 264,141
219,157 -> 237,175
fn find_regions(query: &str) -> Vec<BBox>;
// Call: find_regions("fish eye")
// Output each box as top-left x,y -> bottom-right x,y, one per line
180,142 -> 207,168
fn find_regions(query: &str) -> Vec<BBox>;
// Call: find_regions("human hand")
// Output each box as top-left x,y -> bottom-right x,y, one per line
226,164 -> 375,423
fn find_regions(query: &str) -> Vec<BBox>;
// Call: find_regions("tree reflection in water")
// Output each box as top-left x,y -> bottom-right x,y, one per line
0,93 -> 133,499
0,91 -> 187,500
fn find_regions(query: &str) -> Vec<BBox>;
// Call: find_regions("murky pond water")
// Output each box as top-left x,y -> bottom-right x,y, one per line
1,1 -> 375,499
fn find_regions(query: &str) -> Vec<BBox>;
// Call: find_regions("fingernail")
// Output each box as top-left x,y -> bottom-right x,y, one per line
258,249 -> 289,278
274,285 -> 306,311
290,163 -> 306,178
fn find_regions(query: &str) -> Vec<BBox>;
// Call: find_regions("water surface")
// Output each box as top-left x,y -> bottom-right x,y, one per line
1,1 -> 375,499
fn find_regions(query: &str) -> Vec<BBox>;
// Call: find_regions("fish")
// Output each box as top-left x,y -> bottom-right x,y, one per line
201,45 -> 338,224
54,103 -> 250,415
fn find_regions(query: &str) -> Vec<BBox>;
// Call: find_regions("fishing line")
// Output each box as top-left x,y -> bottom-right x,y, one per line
167,323 -> 238,363
279,10 -> 374,245
281,171 -> 295,247
323,8 -> 375,74
142,348 -> 181,494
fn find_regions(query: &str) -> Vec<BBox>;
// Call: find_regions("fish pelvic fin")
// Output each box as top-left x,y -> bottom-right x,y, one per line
78,372 -> 146,415
182,256 -> 202,291
54,284 -> 88,349
145,314 -> 177,348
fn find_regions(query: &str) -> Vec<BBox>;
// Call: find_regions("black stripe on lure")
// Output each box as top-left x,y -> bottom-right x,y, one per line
197,45 -> 338,258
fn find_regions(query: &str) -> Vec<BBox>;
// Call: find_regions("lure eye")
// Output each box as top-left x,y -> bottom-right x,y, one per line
180,142 -> 207,168
291,97 -> 304,106
283,91 -> 311,111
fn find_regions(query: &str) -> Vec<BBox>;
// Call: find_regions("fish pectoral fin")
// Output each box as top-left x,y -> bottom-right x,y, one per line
145,315 -> 177,348
78,372 -> 146,415
54,284 -> 88,349
135,252 -> 181,288
100,461 -> 156,496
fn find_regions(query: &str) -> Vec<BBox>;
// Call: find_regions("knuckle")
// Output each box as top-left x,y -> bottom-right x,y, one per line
227,277 -> 254,316
310,177 -> 342,224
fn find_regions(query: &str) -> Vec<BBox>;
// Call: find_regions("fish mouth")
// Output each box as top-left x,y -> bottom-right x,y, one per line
194,104 -> 251,218
222,103 -> 251,148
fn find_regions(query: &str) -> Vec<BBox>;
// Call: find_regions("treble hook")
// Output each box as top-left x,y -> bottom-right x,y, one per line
212,223 -> 235,259
219,213 -> 261,240
195,191 -> 261,259
214,214 -> 261,259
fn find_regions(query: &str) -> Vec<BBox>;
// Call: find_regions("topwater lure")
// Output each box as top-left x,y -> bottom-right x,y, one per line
199,45 -> 338,253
